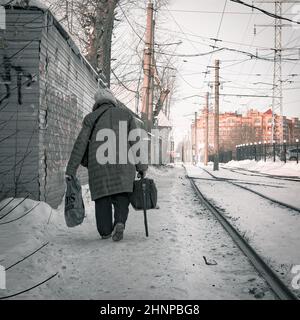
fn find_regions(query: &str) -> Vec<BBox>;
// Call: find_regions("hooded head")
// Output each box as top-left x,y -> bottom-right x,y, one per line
93,87 -> 118,111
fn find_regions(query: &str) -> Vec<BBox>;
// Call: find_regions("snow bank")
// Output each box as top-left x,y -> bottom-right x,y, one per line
224,160 -> 300,177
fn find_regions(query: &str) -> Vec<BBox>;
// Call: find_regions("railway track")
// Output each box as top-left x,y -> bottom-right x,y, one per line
189,176 -> 284,188
201,167 -> 300,214
222,166 -> 300,183
186,170 -> 298,300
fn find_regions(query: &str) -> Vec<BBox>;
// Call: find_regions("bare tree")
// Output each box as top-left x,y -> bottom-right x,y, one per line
45,0 -> 120,85
45,0 -> 176,115
77,0 -> 119,85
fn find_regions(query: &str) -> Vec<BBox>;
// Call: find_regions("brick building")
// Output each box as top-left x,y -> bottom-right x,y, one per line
191,109 -> 300,160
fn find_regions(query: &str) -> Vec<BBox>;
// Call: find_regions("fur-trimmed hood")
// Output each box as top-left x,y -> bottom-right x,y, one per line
92,87 -> 118,111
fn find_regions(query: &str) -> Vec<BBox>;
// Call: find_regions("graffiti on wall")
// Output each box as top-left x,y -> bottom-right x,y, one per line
0,55 -> 36,105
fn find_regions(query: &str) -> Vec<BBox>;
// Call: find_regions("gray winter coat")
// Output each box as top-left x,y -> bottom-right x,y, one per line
66,98 -> 148,200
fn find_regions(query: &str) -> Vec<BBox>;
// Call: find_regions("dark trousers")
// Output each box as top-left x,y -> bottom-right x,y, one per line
95,192 -> 130,237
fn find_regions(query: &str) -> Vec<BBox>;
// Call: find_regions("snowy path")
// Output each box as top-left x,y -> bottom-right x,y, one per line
186,164 -> 300,298
0,167 -> 275,299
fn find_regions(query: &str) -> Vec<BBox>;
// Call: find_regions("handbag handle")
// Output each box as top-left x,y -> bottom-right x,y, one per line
88,106 -> 112,142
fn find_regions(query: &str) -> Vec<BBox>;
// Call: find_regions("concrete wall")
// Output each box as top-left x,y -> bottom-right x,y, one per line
0,5 -> 101,208
38,10 -> 99,207
0,8 -> 41,200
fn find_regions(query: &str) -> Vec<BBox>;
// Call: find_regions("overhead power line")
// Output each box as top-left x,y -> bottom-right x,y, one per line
155,46 -> 300,61
230,0 -> 300,24
160,9 -> 296,15
111,69 -> 137,93
117,2 -> 145,43
154,48 -> 224,57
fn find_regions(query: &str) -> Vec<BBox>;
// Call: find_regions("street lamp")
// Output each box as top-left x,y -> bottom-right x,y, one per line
249,143 -> 253,160
283,140 -> 287,163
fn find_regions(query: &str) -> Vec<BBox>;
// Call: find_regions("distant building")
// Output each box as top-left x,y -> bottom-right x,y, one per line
191,109 -> 300,159
155,110 -> 173,164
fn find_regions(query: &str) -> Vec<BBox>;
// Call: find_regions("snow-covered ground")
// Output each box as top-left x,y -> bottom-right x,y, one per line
186,162 -> 300,298
0,166 -> 275,299
194,161 -> 300,209
224,160 -> 300,177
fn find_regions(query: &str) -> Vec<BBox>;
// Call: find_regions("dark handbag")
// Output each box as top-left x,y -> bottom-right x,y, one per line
81,106 -> 111,167
130,178 -> 158,210
130,178 -> 157,237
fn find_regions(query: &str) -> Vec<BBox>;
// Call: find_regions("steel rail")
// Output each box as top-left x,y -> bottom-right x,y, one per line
187,174 -> 297,300
202,168 -> 300,214
222,166 -> 300,183
188,176 -> 284,188
228,166 -> 300,180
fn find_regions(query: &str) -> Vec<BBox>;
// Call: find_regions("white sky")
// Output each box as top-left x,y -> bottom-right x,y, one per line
148,0 -> 300,144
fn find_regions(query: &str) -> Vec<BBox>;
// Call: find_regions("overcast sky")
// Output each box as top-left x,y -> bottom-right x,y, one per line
150,0 -> 300,143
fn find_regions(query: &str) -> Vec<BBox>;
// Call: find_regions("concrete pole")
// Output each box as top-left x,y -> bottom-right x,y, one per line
213,59 -> 220,171
194,112 -> 198,164
204,92 -> 209,166
141,1 -> 154,132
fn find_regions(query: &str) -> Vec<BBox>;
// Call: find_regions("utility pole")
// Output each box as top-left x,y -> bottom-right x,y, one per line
213,59 -> 220,171
272,1 -> 283,143
194,112 -> 198,164
141,1 -> 154,132
254,0 -> 299,143
204,92 -> 209,166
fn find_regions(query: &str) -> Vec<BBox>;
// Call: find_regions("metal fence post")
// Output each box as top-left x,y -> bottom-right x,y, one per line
248,143 -> 251,159
264,141 -> 267,162
273,141 -> 276,162
283,140 -> 287,163
296,139 -> 299,164
254,142 -> 257,161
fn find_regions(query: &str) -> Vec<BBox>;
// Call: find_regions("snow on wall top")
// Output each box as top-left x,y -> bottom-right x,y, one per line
0,0 -> 48,10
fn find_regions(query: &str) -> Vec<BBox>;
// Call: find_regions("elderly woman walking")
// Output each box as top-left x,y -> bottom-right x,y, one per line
66,88 -> 147,241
